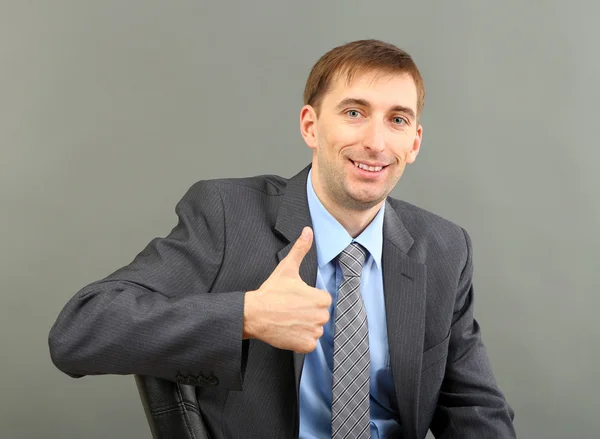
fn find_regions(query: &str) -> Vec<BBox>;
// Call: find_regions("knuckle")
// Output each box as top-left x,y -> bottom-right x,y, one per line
293,241 -> 307,252
319,290 -> 332,306
299,337 -> 316,353
306,339 -> 317,352
314,326 -> 324,338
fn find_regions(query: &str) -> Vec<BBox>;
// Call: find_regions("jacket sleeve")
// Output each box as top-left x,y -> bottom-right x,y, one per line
429,228 -> 517,438
48,180 -> 247,390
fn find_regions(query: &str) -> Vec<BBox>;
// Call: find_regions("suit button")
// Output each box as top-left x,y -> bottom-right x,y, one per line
185,376 -> 198,385
176,373 -> 186,384
207,375 -> 219,386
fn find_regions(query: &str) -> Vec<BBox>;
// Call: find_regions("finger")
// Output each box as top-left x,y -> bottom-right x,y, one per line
280,226 -> 313,272
317,289 -> 333,308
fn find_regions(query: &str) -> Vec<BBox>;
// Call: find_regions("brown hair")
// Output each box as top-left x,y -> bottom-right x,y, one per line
303,39 -> 425,119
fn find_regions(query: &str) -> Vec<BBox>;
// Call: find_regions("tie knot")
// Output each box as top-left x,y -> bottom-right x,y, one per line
338,242 -> 367,278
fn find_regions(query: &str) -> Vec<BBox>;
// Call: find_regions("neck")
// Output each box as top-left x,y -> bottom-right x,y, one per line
329,202 -> 383,239
311,179 -> 384,239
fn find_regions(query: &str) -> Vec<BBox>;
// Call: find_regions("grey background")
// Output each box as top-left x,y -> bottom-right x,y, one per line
1,1 -> 599,438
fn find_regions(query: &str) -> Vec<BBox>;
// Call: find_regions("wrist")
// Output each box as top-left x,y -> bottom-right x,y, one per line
243,290 -> 261,340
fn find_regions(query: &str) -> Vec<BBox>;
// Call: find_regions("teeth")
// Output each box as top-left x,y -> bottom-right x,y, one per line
354,161 -> 383,172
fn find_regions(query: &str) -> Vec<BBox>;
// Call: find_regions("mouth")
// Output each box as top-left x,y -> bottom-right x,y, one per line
349,159 -> 390,174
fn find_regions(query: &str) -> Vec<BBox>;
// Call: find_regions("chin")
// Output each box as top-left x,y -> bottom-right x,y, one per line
345,191 -> 387,210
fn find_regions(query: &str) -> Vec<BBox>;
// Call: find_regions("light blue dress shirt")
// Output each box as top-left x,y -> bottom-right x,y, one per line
299,169 -> 401,438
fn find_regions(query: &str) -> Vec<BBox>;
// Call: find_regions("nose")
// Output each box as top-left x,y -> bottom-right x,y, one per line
362,119 -> 386,152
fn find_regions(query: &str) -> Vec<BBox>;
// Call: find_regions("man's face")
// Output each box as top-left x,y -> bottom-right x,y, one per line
301,71 -> 422,212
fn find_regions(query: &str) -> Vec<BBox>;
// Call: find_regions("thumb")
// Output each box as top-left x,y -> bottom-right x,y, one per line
281,226 -> 313,273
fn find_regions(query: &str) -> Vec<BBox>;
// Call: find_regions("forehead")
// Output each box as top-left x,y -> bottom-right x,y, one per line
323,70 -> 418,111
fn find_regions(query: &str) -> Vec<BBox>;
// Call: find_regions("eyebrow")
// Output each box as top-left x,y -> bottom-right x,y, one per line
335,97 -> 417,121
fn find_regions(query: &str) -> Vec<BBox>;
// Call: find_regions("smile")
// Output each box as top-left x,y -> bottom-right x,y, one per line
351,160 -> 387,172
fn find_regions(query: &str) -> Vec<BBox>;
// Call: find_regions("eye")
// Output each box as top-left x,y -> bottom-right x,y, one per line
392,117 -> 407,125
346,110 -> 361,118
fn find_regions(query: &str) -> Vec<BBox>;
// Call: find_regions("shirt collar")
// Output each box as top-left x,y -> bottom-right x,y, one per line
306,169 -> 384,269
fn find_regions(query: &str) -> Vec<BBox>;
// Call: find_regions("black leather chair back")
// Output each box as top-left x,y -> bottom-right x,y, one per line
135,375 -> 210,439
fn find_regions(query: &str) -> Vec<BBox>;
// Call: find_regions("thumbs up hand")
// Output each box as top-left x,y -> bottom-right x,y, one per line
243,227 -> 332,353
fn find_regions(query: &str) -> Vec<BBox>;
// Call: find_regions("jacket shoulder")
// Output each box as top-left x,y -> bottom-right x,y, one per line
386,196 -> 469,251
186,173 -> 287,199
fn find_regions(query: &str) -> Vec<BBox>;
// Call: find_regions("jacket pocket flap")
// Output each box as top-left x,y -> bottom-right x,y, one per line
421,333 -> 450,372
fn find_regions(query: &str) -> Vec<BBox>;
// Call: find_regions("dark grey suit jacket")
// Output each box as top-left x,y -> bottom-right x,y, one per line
49,164 -> 516,439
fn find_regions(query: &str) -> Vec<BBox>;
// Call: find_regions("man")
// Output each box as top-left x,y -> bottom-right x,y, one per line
49,39 -> 516,438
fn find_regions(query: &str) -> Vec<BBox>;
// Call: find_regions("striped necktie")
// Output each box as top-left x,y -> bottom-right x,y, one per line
331,242 -> 370,439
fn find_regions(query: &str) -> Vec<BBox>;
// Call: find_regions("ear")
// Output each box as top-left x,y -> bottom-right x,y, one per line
405,123 -> 423,164
300,105 -> 318,150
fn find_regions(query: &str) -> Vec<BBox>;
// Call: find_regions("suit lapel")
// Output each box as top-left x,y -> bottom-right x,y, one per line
382,201 -> 427,439
274,164 -> 317,395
